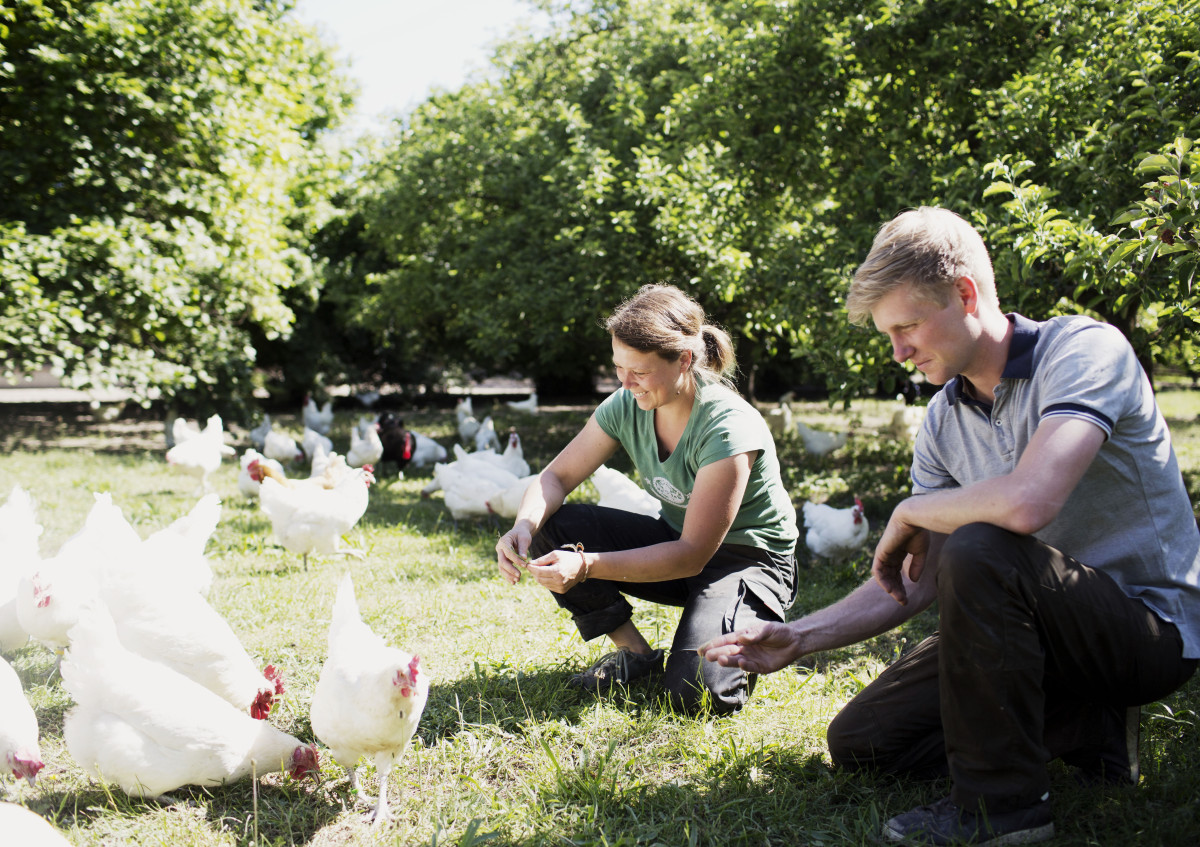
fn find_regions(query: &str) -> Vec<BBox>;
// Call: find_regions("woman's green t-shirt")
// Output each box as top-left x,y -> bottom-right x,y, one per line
593,381 -> 798,555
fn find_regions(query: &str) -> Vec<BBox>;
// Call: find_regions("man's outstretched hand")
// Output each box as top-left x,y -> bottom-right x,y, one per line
697,621 -> 805,675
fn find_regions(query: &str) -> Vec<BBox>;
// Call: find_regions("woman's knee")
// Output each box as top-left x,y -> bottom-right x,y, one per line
529,504 -> 593,556
662,652 -> 749,716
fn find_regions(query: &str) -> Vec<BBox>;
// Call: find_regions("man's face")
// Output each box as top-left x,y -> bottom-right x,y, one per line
870,282 -> 975,387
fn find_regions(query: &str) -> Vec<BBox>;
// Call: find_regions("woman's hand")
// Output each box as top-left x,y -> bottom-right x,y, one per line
496,526 -> 533,586
525,546 -> 590,594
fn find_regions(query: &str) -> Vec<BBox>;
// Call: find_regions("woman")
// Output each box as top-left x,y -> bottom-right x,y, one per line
496,284 -> 797,714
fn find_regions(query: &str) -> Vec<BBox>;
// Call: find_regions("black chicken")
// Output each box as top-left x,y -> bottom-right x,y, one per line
377,412 -> 415,473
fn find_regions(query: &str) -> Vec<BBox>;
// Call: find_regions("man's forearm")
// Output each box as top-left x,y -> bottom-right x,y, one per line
790,572 -> 932,655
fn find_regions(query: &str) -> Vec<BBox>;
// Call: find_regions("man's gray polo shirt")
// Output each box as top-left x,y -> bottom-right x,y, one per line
912,313 -> 1200,659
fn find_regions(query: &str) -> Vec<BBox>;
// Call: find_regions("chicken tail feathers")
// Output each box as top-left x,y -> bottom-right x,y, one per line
331,572 -> 361,636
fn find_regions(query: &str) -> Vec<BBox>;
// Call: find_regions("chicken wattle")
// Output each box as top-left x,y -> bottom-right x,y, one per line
311,573 -> 430,825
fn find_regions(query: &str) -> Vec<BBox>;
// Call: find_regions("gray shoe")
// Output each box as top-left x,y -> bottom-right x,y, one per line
569,647 -> 664,691
882,793 -> 1054,845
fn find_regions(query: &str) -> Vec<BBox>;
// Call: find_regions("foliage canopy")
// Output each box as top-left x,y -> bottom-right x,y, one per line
3,0 -> 1197,405
329,0 -> 1199,399
0,0 -> 353,410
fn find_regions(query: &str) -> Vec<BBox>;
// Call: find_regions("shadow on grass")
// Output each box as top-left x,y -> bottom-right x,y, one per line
29,775 -> 343,846
420,658 -> 640,743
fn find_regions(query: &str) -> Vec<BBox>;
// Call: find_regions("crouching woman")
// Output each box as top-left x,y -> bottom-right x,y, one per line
496,284 -> 797,715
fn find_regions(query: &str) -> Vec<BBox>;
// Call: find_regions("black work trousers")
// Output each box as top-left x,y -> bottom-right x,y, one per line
827,522 -> 1196,813
530,503 -> 796,715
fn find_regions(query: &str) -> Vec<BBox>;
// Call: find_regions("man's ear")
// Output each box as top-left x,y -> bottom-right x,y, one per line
954,276 -> 980,315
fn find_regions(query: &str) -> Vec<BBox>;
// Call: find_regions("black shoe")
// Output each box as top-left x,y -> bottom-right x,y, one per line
569,647 -> 664,691
881,793 -> 1054,845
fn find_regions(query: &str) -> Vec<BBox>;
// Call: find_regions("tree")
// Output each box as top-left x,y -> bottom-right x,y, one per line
324,0 -> 1200,399
0,0 -> 353,411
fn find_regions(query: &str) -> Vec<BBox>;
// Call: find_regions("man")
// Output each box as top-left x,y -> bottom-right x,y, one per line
700,207 -> 1200,845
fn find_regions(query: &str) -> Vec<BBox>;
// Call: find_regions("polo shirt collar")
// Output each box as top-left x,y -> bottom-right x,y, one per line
942,313 -> 1040,405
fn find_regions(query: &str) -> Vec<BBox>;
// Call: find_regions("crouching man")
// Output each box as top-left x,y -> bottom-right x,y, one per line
701,206 -> 1200,845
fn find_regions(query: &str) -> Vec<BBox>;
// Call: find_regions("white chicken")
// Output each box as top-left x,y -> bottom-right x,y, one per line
238,448 -> 284,498
423,449 -> 521,498
444,476 -> 507,521
57,492 -> 141,561
505,391 -> 538,414
263,428 -> 304,465
248,413 -> 272,450
410,431 -> 448,469
348,420 -> 385,468
0,485 -> 42,652
257,465 -> 376,568
248,456 -> 346,492
302,426 -> 334,461
354,414 -> 380,438
455,396 -> 480,443
474,415 -> 501,452
764,394 -> 795,440
303,394 -> 335,435
0,802 -> 73,846
484,474 -> 539,519
18,493 -> 220,654
165,414 -> 236,492
802,497 -> 869,563
452,432 -> 530,479
16,492 -> 136,653
885,396 -> 927,443
311,574 -> 430,825
795,421 -> 850,457
98,567 -> 285,718
61,606 -> 318,800
166,415 -> 201,449
135,493 -> 221,596
1,656 -> 43,787
309,447 -> 351,485
16,563 -> 97,657
591,465 -> 663,519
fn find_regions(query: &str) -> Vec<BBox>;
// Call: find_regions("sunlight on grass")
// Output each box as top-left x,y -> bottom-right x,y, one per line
1,394 -> 1198,846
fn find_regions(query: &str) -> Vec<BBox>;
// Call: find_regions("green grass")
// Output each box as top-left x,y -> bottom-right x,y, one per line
1,393 -> 1198,846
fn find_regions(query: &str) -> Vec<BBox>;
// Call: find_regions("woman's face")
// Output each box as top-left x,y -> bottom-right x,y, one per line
611,337 -> 690,411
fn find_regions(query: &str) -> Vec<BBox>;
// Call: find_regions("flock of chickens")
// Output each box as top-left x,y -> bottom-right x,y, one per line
0,482 -> 427,834
1,388 -> 908,838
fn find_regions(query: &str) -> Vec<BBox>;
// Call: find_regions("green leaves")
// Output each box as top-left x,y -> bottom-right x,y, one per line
1,0 -> 354,410
8,0 -> 1200,404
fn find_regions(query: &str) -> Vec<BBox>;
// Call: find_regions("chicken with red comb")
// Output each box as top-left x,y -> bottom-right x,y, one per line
1,656 -> 43,787
61,605 -> 318,799
311,573 -> 430,825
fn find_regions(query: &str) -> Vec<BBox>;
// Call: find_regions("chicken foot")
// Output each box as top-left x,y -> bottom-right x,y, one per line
370,751 -> 399,826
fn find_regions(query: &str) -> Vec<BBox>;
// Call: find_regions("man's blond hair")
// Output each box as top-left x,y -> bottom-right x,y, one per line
846,207 -> 998,325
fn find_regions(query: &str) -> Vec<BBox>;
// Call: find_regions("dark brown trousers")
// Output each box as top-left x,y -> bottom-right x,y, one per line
827,522 -> 1196,813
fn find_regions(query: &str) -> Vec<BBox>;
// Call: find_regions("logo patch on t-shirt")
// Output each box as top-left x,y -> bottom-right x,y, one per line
651,476 -> 687,505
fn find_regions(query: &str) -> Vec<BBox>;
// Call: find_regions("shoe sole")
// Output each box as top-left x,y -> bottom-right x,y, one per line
880,822 -> 1054,845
